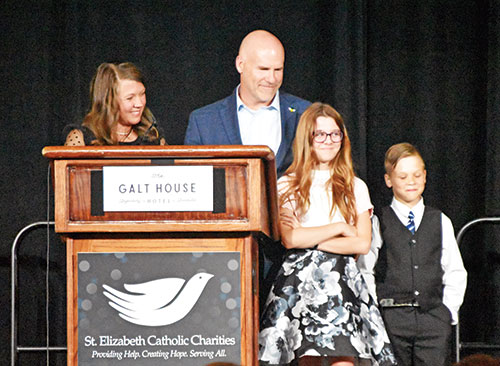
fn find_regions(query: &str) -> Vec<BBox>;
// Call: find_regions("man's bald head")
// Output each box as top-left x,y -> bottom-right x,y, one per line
238,30 -> 285,59
235,30 -> 285,110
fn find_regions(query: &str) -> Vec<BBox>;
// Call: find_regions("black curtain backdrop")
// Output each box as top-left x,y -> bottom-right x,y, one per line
2,0 -> 499,363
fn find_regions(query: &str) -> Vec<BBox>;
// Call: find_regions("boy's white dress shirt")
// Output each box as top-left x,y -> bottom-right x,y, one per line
358,197 -> 467,324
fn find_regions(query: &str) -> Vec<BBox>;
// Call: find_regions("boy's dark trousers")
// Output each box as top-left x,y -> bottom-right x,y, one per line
380,304 -> 452,366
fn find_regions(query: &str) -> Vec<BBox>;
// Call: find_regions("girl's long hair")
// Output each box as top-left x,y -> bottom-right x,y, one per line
280,102 -> 357,224
82,62 -> 160,145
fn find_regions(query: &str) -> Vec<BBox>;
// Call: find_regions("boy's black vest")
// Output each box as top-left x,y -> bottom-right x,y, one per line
375,205 -> 444,311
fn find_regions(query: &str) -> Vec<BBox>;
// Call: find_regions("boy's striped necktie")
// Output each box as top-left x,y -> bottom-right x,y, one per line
407,211 -> 415,234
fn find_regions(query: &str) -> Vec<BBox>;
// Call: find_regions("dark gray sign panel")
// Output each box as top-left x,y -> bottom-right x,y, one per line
77,252 -> 241,365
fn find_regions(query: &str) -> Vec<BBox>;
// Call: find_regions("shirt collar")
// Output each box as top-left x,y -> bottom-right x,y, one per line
391,196 -> 424,219
236,85 -> 280,112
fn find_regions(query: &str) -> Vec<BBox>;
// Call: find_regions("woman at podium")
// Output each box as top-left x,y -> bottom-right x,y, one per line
64,62 -> 165,146
258,103 -> 396,366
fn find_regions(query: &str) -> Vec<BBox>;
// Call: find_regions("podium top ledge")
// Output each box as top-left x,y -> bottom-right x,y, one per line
42,145 -> 275,161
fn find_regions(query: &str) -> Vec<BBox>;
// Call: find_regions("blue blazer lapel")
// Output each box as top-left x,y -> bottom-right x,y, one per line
218,89 -> 242,144
276,95 -> 299,168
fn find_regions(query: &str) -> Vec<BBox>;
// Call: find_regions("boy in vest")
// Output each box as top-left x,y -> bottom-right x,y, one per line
358,142 -> 467,366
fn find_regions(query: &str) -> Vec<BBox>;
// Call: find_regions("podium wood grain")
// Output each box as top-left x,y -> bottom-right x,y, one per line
43,145 -> 279,366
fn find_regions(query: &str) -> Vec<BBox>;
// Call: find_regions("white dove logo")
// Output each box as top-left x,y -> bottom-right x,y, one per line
102,272 -> 214,327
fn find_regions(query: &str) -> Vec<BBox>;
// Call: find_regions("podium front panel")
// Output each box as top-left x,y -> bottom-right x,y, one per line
66,235 -> 259,366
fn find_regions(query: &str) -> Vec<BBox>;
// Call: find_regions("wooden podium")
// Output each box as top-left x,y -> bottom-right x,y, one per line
42,145 -> 279,366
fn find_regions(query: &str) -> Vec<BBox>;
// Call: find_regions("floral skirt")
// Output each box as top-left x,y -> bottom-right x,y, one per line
258,249 -> 397,365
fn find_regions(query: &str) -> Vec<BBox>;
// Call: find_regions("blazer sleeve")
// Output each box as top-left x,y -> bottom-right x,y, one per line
184,111 -> 202,145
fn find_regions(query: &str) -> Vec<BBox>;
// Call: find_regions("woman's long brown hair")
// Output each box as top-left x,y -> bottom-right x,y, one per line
280,102 -> 358,224
82,62 -> 160,145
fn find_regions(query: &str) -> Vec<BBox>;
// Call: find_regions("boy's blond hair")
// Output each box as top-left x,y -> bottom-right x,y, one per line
384,142 -> 425,174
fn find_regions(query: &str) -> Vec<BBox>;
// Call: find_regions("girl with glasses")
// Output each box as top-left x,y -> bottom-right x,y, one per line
259,102 -> 396,366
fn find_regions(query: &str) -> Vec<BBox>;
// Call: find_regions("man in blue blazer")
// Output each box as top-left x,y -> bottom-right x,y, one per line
185,30 -> 310,312
184,30 -> 310,177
